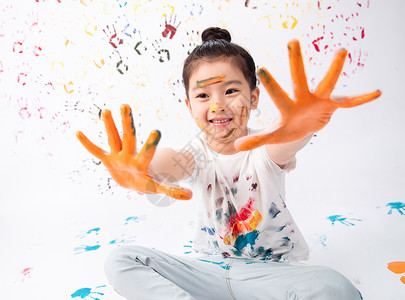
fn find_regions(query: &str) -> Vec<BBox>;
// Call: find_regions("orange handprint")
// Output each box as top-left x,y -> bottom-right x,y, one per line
387,261 -> 405,285
76,104 -> 192,200
234,39 -> 381,150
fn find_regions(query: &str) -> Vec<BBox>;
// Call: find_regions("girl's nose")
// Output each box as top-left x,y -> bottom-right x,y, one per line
209,101 -> 225,112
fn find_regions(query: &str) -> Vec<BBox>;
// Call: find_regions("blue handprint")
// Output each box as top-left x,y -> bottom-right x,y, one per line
71,285 -> 105,299
183,240 -> 194,254
185,3 -> 204,16
124,215 -> 147,225
327,215 -> 361,226
74,244 -> 101,255
386,202 -> 405,215
312,234 -> 328,248
76,227 -> 100,239
109,234 -> 136,246
74,227 -> 101,254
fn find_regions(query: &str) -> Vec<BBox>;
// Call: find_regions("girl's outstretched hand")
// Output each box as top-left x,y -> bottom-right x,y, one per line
234,39 -> 381,151
76,104 -> 193,200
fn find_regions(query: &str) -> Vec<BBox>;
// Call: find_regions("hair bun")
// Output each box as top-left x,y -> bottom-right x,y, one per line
201,27 -> 231,43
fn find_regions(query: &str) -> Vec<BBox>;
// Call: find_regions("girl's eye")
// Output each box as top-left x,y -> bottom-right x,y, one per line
196,93 -> 209,99
226,89 -> 238,95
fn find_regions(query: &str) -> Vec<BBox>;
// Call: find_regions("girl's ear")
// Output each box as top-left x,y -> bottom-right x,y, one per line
251,87 -> 260,110
185,98 -> 192,113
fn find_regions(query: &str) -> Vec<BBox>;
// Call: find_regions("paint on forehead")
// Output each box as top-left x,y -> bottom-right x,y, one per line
196,75 -> 226,88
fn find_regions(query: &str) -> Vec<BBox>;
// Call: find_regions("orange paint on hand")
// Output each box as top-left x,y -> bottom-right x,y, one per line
387,261 -> 405,284
234,39 -> 382,151
196,75 -> 226,88
76,104 -> 193,200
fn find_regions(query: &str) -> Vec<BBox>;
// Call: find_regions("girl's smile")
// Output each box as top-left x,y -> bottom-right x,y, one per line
210,117 -> 232,127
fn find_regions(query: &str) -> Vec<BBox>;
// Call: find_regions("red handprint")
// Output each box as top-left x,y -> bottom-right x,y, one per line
162,15 -> 181,39
103,25 -> 124,49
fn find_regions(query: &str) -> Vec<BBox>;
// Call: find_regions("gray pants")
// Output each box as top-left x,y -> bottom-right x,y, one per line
104,245 -> 362,300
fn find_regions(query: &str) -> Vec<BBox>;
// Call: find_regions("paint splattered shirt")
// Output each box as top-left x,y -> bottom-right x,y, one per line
185,133 -> 309,262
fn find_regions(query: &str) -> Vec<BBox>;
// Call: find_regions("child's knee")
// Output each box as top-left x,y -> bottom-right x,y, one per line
315,266 -> 362,299
104,246 -> 126,282
104,245 -> 145,283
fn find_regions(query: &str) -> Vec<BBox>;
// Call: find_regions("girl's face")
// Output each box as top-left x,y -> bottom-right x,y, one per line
186,59 -> 259,154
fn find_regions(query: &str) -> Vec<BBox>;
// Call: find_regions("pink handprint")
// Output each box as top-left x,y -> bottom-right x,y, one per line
13,41 -> 24,54
15,267 -> 34,283
33,45 -> 42,56
24,11 -> 41,33
17,63 -> 32,86
17,98 -> 31,120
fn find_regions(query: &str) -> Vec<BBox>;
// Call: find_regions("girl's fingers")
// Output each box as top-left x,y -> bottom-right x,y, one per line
234,133 -> 275,151
315,48 -> 347,98
288,39 -> 310,101
257,68 -> 294,115
140,175 -> 193,200
76,131 -> 106,159
102,109 -> 122,153
136,130 -> 161,172
121,104 -> 136,155
156,184 -> 193,200
331,90 -> 382,108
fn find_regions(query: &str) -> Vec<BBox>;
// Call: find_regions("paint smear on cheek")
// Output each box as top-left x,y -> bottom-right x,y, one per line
195,118 -> 211,135
221,128 -> 237,140
241,106 -> 247,125
196,75 -> 226,88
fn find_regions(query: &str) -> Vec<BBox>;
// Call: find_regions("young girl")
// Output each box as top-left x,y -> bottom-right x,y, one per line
77,27 -> 380,299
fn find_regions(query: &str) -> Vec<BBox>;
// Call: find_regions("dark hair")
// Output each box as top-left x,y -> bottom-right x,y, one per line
182,27 -> 257,98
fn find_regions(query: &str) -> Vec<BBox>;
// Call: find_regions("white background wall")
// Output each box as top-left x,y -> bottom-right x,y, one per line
0,0 -> 404,299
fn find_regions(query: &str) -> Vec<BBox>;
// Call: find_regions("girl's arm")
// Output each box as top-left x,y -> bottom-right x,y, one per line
256,115 -> 312,168
148,147 -> 195,183
266,133 -> 313,169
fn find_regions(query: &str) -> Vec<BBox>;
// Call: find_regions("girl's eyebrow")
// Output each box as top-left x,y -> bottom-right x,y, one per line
193,77 -> 242,90
195,75 -> 226,89
223,80 -> 243,87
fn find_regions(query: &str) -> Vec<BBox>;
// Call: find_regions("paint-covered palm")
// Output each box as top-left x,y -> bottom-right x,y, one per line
234,39 -> 381,151
76,104 -> 192,200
